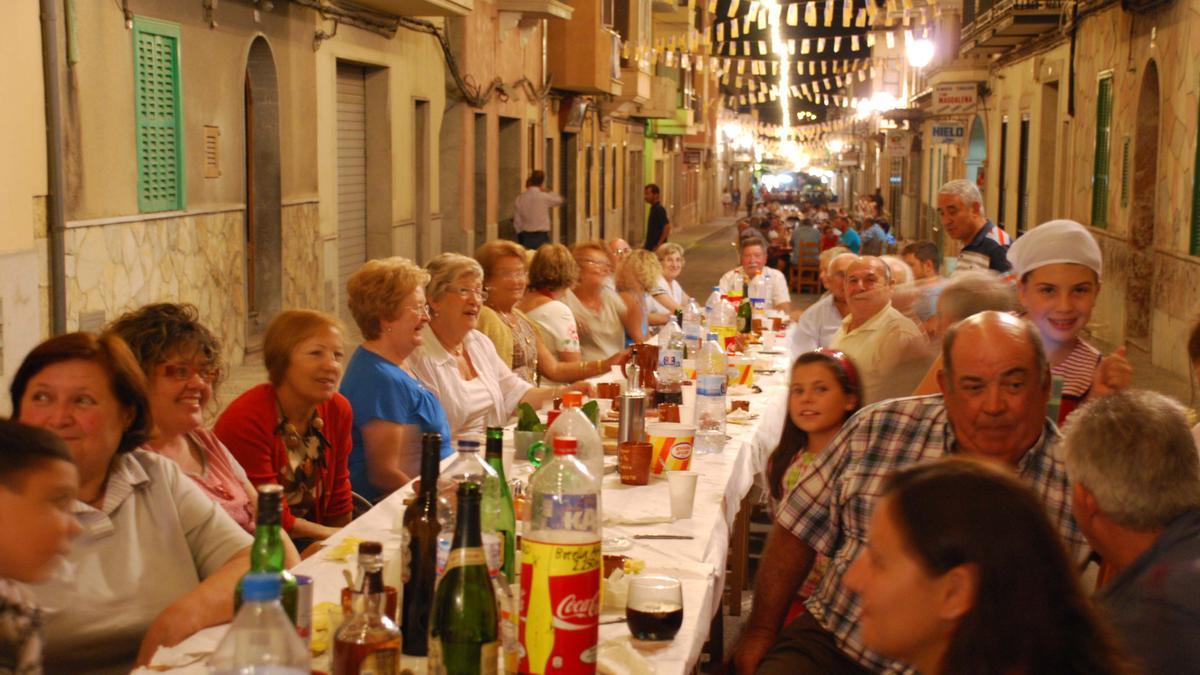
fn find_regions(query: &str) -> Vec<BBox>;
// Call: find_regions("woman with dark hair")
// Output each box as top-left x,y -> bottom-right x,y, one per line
12,332 -> 252,672
108,303 -> 269,536
214,310 -> 353,546
765,349 -> 862,622
844,457 -> 1128,675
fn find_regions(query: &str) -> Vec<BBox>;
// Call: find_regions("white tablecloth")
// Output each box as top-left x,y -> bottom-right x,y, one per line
142,343 -> 792,675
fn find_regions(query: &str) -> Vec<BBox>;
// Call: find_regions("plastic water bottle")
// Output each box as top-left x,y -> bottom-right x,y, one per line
704,286 -> 722,328
682,299 -> 703,358
656,318 -> 685,405
748,273 -> 769,323
708,296 -> 738,349
543,391 -> 604,488
694,333 -> 728,455
519,436 -> 601,674
209,573 -> 310,674
436,438 -> 502,579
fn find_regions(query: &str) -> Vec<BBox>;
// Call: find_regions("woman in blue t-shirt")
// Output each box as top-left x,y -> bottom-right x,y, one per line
339,257 -> 453,502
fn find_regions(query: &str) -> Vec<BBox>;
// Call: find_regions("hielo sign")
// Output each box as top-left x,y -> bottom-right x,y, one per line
931,122 -> 967,144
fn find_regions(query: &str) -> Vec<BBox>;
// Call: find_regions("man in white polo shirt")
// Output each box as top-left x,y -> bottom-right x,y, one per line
719,233 -> 791,313
831,256 -> 928,403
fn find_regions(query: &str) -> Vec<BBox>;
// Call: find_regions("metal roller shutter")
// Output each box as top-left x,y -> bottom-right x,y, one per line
337,64 -> 367,320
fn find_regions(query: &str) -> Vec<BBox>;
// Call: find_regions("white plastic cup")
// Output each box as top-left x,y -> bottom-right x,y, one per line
594,397 -> 614,419
666,470 -> 699,520
681,381 -> 697,409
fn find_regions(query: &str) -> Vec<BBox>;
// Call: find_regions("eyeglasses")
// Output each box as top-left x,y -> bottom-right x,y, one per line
451,286 -> 489,301
612,247 -> 631,256
579,259 -> 614,272
161,363 -> 221,384
401,303 -> 432,318
490,269 -> 528,281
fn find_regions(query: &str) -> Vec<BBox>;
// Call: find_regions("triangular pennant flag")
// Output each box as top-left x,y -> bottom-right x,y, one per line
851,34 -> 860,50
801,38 -> 811,54
758,7 -> 768,29
787,3 -> 799,25
816,37 -> 826,52
902,0 -> 913,10
788,39 -> 797,55
791,85 -> 800,96
824,0 -> 835,26
821,60 -> 828,74
772,61 -> 779,75
727,0 -> 740,17
718,23 -> 726,40
866,32 -> 876,47
833,36 -> 841,52
805,2 -> 817,26
858,68 -> 866,81
758,40 -> 768,55
708,0 -> 717,13
886,31 -> 895,48
737,59 -> 747,73
809,61 -> 816,74
856,9 -> 866,27
842,0 -> 852,27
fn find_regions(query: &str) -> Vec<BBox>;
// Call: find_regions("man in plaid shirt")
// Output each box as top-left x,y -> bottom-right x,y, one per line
732,312 -> 1090,674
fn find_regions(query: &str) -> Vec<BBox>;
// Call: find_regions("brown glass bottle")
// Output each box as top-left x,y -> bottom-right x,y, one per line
401,433 -> 442,656
332,541 -> 401,674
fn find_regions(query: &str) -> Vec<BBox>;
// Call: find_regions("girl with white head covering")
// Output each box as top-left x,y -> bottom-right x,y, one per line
1007,219 -> 1133,424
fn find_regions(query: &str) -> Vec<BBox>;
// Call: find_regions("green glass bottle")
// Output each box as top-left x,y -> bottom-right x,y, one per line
234,484 -> 299,624
737,277 -> 753,334
484,427 -> 516,583
429,482 -> 500,675
402,432 -> 443,656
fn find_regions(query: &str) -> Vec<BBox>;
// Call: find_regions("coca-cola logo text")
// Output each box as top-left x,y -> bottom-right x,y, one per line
555,591 -> 600,622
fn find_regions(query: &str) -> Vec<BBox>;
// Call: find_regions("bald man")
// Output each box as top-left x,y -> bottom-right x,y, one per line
734,312 -> 1088,675
830,256 -> 927,403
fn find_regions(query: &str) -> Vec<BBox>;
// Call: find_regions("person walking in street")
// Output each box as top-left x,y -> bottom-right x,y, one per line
513,170 -> 562,251
643,183 -> 670,251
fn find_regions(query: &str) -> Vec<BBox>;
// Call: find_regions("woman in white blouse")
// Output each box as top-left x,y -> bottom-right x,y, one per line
408,253 -> 588,438
649,242 -> 691,315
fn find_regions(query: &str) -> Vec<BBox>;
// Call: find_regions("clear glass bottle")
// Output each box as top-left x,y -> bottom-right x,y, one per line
209,573 -> 310,675
332,542 -> 401,675
437,437 -> 502,579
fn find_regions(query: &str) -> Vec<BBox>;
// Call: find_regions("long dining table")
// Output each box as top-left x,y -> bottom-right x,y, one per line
140,340 -> 791,675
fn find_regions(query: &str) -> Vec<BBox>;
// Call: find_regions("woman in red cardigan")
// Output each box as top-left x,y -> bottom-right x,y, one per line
215,310 -> 353,545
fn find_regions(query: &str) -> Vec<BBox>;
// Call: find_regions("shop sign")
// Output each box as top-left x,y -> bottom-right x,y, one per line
933,83 -> 977,114
931,121 -> 967,144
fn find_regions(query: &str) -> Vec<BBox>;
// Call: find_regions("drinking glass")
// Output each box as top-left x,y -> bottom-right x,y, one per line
625,575 -> 684,641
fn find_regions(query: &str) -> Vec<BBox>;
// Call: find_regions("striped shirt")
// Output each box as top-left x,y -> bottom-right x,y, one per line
1050,338 -> 1101,425
776,395 -> 1089,673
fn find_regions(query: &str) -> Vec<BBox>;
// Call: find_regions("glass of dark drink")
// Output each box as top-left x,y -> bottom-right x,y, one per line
626,575 -> 684,641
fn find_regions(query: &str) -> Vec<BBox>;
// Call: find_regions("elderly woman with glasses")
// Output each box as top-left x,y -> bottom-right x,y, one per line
648,242 -> 691,315
565,242 -> 642,362
409,253 -> 589,438
338,257 -> 454,503
476,241 -> 626,386
107,304 -> 289,543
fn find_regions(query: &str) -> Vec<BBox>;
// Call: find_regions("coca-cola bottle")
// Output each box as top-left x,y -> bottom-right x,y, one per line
519,436 -> 601,674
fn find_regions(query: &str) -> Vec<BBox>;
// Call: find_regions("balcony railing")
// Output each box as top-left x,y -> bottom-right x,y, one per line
960,0 -> 1066,56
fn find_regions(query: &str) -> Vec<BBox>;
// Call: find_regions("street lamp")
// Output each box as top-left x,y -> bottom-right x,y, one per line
906,38 -> 935,69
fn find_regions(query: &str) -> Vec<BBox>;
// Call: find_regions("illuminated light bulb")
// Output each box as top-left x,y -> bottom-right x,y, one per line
828,139 -> 844,153
907,38 -> 935,69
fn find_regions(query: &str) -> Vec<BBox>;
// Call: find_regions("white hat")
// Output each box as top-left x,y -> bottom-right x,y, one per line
1006,219 -> 1102,280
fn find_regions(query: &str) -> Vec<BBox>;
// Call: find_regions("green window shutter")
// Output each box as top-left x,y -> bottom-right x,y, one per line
1191,87 -> 1200,256
1120,136 -> 1130,208
1090,75 -> 1113,228
133,17 -> 184,213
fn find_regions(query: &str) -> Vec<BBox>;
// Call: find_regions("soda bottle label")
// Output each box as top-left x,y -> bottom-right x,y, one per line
519,539 -> 601,674
697,374 -> 726,397
532,493 -> 599,532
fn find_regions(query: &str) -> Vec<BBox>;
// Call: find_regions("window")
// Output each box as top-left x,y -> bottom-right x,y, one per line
1017,114 -> 1030,235
997,117 -> 1008,229
1091,74 -> 1114,228
133,17 -> 185,213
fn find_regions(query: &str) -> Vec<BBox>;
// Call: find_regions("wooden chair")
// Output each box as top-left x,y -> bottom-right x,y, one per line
790,241 -> 822,294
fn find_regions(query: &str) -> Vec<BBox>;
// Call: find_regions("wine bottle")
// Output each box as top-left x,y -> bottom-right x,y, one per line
484,427 -> 516,583
429,482 -> 500,675
234,484 -> 299,625
401,433 -> 443,656
332,541 -> 401,674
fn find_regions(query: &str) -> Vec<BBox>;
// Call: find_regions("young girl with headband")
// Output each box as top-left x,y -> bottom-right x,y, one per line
766,349 -> 863,620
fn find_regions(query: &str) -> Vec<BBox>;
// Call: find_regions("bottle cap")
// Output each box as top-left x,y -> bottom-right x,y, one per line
258,484 -> 283,496
707,333 -> 719,341
358,541 -> 383,555
423,432 -> 442,444
562,391 -> 583,408
552,436 -> 578,455
241,572 -> 282,602
457,437 -> 482,452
